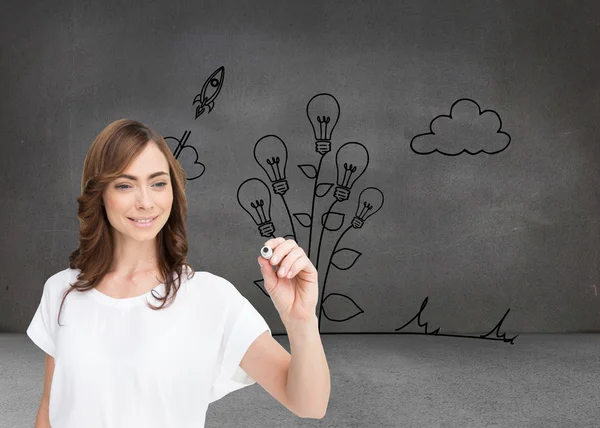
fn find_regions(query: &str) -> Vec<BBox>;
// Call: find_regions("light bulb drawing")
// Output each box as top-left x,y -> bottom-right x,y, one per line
253,135 -> 296,241
307,93 -> 340,155
237,178 -> 276,238
334,142 -> 369,201
352,187 -> 384,228
254,135 -> 288,189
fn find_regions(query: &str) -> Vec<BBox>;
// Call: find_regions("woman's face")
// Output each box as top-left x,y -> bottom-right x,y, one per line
102,142 -> 173,243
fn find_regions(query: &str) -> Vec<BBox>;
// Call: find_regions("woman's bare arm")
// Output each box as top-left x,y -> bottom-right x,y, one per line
34,354 -> 54,427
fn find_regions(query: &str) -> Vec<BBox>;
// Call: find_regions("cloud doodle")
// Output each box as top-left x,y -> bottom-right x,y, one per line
410,98 -> 511,156
164,130 -> 205,180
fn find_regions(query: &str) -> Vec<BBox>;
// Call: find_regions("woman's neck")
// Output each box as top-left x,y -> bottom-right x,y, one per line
110,232 -> 160,277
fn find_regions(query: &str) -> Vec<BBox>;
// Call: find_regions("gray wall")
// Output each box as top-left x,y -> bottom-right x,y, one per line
2,0 -> 600,336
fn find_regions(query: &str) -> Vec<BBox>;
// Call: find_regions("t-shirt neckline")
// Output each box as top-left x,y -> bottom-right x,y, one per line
89,282 -> 166,308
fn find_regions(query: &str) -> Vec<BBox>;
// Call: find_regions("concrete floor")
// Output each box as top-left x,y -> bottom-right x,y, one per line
1,333 -> 599,427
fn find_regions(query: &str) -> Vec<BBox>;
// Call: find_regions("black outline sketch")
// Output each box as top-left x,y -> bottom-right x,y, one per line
410,98 -> 511,156
237,92 -> 516,344
395,297 -> 518,344
305,93 -> 341,260
163,66 -> 226,181
164,130 -> 205,180
252,135 -> 297,242
237,178 -> 276,241
193,66 -> 225,119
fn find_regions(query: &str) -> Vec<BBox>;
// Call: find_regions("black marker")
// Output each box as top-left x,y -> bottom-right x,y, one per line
260,245 -> 277,271
261,246 -> 273,260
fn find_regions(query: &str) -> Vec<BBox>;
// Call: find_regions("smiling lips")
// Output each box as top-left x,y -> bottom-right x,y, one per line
128,215 -> 158,228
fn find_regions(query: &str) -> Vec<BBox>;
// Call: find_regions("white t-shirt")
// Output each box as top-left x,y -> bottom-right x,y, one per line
26,267 -> 272,428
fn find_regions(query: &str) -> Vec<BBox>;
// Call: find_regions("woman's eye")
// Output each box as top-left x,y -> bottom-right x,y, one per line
115,182 -> 167,190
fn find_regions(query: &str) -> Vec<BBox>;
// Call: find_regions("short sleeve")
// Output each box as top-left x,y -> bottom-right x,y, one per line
208,296 -> 272,403
26,276 -> 60,357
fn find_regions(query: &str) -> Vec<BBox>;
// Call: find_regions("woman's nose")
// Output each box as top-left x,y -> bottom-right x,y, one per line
136,188 -> 154,209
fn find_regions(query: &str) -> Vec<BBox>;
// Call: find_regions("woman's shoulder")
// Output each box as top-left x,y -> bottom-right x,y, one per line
45,267 -> 79,284
184,269 -> 219,288
184,270 -> 241,297
40,268 -> 80,297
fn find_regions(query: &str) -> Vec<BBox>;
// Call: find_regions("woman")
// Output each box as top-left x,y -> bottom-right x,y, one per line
27,119 -> 330,428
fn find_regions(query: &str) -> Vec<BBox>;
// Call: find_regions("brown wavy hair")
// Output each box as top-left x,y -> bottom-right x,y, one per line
57,119 -> 194,325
